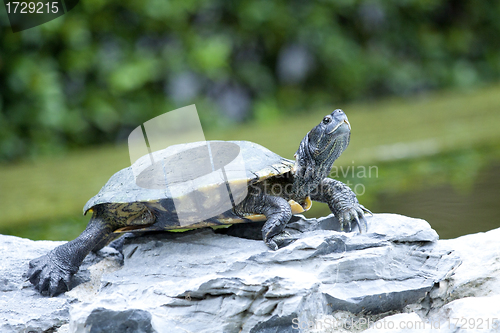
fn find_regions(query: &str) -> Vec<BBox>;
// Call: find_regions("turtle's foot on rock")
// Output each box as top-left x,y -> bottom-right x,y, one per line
26,253 -> 73,297
338,204 -> 372,233
265,231 -> 298,251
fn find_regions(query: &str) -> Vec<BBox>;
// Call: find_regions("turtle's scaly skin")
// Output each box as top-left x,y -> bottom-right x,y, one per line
27,109 -> 370,296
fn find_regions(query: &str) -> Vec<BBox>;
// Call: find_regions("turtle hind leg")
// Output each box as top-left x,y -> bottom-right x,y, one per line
235,192 -> 295,250
27,211 -> 114,296
260,196 -> 294,250
27,203 -> 156,296
92,233 -> 120,253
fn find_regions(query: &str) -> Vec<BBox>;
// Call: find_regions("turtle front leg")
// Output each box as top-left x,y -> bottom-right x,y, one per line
27,214 -> 113,296
311,178 -> 371,233
235,191 -> 294,250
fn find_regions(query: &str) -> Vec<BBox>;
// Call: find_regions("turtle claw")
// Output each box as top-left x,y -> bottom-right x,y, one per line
338,205 -> 370,234
344,219 -> 352,232
27,254 -> 73,297
357,215 -> 368,233
264,231 -> 298,251
265,238 -> 279,251
359,204 -> 373,216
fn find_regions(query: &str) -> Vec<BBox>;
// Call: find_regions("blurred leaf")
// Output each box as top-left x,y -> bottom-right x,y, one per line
189,35 -> 232,77
108,57 -> 159,92
2,0 -> 500,162
253,97 -> 280,124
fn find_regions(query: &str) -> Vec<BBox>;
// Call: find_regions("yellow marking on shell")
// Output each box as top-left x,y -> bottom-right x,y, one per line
241,214 -> 267,222
253,161 -> 294,182
253,169 -> 271,182
114,225 -> 152,233
223,198 -> 312,223
155,224 -> 231,233
199,186 -> 223,210
210,224 -> 232,230
113,197 -> 312,234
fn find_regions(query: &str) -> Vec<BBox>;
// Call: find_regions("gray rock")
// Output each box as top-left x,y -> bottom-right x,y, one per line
0,214 -> 464,332
83,308 -> 155,333
365,294 -> 500,333
437,227 -> 500,301
361,226 -> 500,333
417,227 -> 500,333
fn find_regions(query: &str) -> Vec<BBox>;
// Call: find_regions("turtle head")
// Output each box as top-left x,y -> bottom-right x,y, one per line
307,109 -> 351,162
292,109 -> 351,198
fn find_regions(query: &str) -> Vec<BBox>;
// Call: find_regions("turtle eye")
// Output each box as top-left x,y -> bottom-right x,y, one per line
323,116 -> 332,125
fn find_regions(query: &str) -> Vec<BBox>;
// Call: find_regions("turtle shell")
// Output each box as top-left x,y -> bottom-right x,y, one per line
83,141 -> 306,231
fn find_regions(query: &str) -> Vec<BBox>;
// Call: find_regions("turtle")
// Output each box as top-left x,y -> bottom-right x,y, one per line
27,109 -> 370,296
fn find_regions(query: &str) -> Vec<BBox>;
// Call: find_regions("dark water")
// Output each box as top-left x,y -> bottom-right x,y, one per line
373,162 -> 500,239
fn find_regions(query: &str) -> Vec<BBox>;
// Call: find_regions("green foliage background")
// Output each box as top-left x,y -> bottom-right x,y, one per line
1,0 -> 500,161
